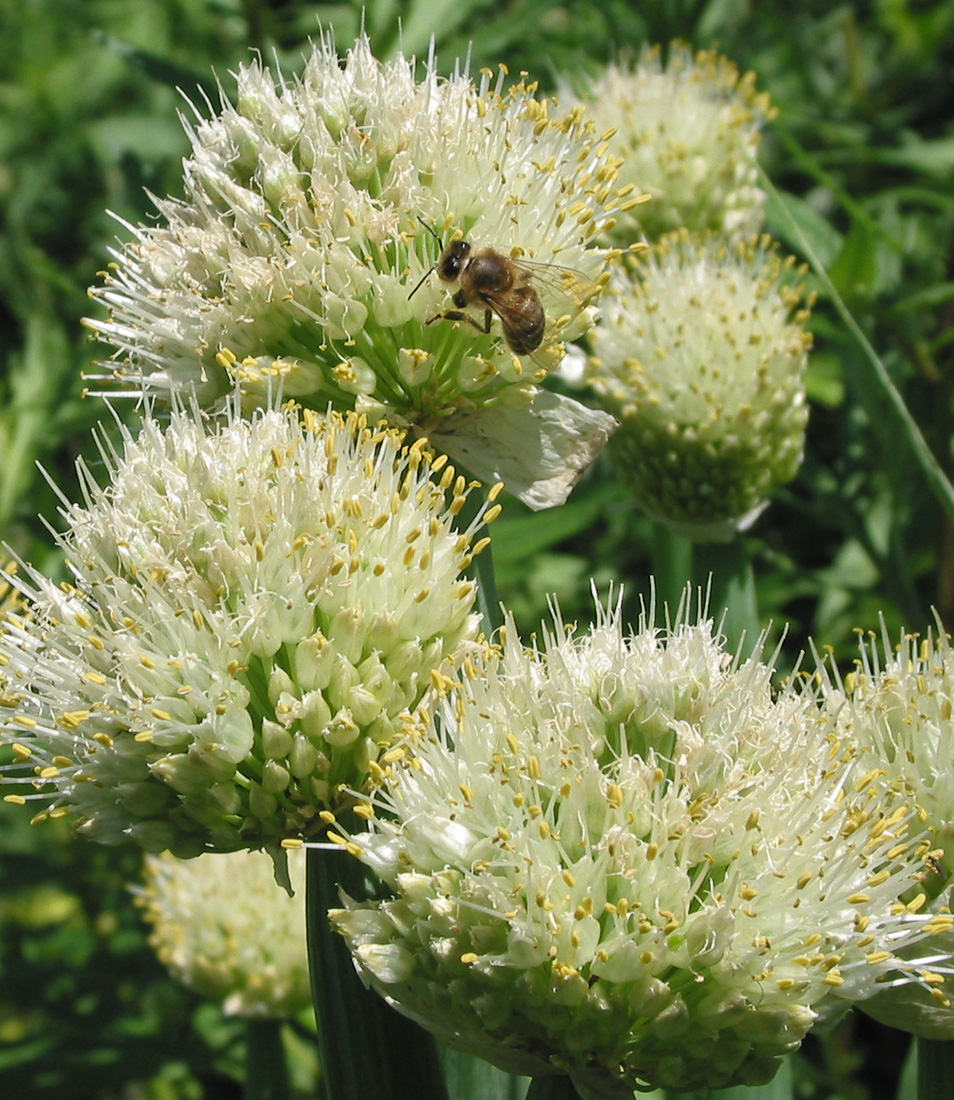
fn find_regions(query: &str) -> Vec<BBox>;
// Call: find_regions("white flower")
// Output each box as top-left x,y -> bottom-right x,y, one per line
587,232 -> 812,541
329,599 -> 948,1096
573,44 -> 774,242
818,627 -> 954,1038
139,847 -> 309,1018
0,401 -> 490,856
84,35 -> 626,508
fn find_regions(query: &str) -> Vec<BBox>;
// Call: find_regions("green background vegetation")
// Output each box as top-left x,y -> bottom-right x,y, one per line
2,1 -> 953,1096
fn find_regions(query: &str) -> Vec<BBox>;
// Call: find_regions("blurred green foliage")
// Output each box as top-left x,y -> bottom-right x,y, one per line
2,0 -> 954,1096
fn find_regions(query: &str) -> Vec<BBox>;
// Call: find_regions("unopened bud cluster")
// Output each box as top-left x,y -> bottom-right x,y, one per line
588,231 -> 812,540
140,847 -> 310,1018
575,44 -> 774,243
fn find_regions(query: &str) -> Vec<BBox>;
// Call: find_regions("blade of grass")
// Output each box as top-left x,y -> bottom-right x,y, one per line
764,175 -> 954,527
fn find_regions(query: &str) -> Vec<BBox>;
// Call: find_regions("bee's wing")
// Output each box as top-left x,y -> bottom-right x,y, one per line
479,284 -> 543,331
510,258 -> 603,347
512,257 -> 603,309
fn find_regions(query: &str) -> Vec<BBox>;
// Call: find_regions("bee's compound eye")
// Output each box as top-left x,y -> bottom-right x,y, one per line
438,256 -> 460,280
436,240 -> 470,282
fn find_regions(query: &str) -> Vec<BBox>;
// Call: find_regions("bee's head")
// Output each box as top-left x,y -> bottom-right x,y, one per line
435,240 -> 471,283
408,220 -> 469,299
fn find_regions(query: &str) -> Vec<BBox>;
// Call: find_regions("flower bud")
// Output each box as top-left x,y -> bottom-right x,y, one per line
573,44 -> 774,242
139,848 -> 310,1019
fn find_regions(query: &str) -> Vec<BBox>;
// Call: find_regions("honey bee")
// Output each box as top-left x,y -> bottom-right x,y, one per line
410,221 -> 584,357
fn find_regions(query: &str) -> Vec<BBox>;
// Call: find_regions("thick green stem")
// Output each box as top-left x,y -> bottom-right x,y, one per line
473,532 -> 503,634
244,1018 -> 291,1100
306,845 -> 449,1100
650,521 -> 695,615
525,1074 -> 583,1100
917,1036 -> 954,1100
691,536 -> 760,656
650,523 -> 760,656
440,1046 -> 529,1100
456,480 -> 504,634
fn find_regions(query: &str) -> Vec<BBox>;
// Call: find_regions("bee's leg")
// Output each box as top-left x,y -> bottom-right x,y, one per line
426,309 -> 493,334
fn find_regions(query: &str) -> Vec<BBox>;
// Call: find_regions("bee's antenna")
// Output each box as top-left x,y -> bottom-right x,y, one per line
408,218 -> 443,300
417,217 -> 443,243
407,269 -> 433,300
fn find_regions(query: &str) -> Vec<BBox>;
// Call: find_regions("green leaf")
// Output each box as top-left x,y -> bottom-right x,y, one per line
86,115 -> 188,166
871,136 -> 954,178
764,173 -> 954,530
0,310 -> 72,533
89,32 -> 218,98
399,0 -> 476,59
439,0 -> 564,68
891,281 -> 954,316
710,1053 -> 794,1098
491,484 -> 617,568
805,353 -> 846,408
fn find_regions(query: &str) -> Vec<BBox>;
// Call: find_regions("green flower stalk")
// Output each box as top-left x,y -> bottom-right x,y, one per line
818,627 -> 954,1039
328,599 -> 950,1097
85,35 -> 625,508
0,402 -> 491,857
587,231 -> 812,541
139,847 -> 310,1018
573,44 -> 774,243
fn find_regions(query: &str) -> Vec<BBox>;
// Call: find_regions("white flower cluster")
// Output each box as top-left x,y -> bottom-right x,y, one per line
0,402 -> 489,856
575,44 -> 773,243
587,232 -> 812,540
86,35 -> 628,507
330,602 -> 948,1096
5,27 -> 943,1088
818,627 -> 954,1038
140,847 -> 310,1018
